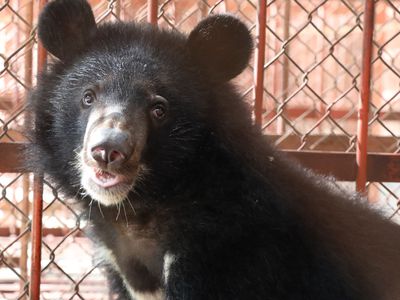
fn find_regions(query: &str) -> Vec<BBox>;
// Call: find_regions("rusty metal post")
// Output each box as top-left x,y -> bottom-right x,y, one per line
115,0 -> 121,19
356,0 -> 375,193
147,0 -> 158,25
277,0 -> 290,135
20,0 -> 34,297
30,174 -> 43,300
29,1 -> 47,298
254,0 -> 267,128
37,45 -> 47,74
37,0 -> 48,72
317,6 -> 326,134
20,174 -> 30,299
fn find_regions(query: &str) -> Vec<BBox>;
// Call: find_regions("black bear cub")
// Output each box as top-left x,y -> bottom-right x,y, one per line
28,0 -> 400,299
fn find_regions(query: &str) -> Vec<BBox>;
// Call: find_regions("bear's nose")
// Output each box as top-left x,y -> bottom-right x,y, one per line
91,145 -> 126,165
89,128 -> 131,167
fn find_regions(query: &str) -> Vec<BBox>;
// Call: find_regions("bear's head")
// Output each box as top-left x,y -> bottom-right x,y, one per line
30,0 -> 253,207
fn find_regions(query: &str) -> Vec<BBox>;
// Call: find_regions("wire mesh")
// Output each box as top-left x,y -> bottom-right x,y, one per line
0,0 -> 399,299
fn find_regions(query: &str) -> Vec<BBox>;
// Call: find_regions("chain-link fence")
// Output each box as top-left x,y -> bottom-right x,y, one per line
0,0 -> 399,299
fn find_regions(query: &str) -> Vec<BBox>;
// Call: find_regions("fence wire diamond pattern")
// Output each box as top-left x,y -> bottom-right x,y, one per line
0,0 -> 399,299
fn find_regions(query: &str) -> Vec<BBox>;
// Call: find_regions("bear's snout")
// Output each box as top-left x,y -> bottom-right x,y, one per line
78,105 -> 146,205
89,127 -> 132,168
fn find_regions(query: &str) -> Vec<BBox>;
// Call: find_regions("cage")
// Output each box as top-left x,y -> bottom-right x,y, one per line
0,0 -> 399,299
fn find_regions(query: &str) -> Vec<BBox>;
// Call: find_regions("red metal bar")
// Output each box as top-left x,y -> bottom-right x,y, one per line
3,143 -> 400,182
147,0 -> 158,25
30,1 -> 47,299
37,39 -> 47,73
356,0 -> 375,193
0,143 -> 26,172
277,0 -> 290,135
287,151 -> 400,183
254,0 -> 267,128
29,174 -> 43,300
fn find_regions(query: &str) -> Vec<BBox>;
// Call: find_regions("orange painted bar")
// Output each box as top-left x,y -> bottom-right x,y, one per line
29,174 -> 43,300
147,0 -> 158,25
29,0 -> 47,299
2,143 -> 400,182
254,0 -> 267,128
356,0 -> 375,193
0,143 -> 26,172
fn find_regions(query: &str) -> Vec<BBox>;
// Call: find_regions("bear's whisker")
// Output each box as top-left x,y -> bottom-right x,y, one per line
73,187 -> 83,199
122,202 -> 128,227
97,201 -> 104,218
116,202 -> 121,221
88,198 -> 94,221
126,197 -> 136,215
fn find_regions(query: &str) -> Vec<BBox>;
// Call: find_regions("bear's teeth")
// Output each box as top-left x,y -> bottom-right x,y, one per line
91,168 -> 123,188
95,169 -> 115,180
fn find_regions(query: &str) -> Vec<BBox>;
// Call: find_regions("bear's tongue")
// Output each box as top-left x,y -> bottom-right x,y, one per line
92,168 -> 123,188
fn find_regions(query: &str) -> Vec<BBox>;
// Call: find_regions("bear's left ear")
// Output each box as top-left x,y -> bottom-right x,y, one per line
37,0 -> 97,61
187,14 -> 253,83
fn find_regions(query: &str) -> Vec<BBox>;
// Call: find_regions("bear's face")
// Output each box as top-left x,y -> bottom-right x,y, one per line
53,50 -> 192,206
32,0 -> 253,206
75,72 -> 153,206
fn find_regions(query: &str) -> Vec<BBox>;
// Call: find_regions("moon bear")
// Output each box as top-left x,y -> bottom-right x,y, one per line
28,0 -> 400,299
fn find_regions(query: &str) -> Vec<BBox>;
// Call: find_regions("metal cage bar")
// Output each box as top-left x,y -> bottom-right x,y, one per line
356,0 -> 375,193
148,0 -> 158,25
1,1 -> 400,299
29,174 -> 43,300
253,0 -> 267,128
29,1 -> 47,298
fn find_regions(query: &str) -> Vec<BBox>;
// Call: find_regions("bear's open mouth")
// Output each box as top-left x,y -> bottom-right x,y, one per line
90,167 -> 126,188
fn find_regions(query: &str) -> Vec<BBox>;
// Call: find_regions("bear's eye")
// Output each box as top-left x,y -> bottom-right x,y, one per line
82,90 -> 96,108
150,95 -> 168,121
151,104 -> 166,119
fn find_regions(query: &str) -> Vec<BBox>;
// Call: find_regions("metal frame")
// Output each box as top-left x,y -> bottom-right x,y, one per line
29,0 -> 47,298
253,0 -> 266,128
356,0 -> 375,193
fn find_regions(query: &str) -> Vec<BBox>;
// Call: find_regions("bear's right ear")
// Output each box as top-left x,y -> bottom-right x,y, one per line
38,0 -> 97,61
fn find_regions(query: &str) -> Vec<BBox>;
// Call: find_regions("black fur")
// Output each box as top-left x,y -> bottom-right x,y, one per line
28,1 -> 400,299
